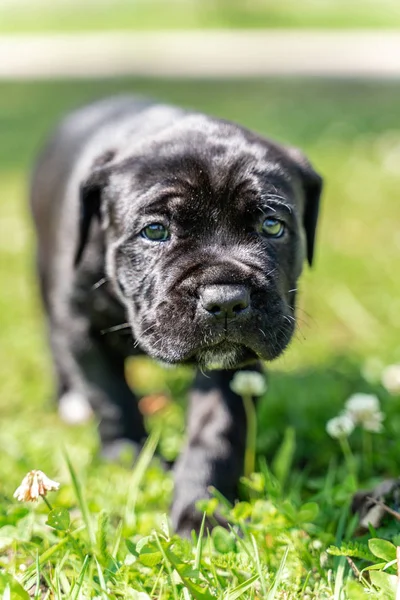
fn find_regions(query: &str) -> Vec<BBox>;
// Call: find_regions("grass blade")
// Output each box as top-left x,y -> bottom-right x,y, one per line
22,536 -> 72,582
63,448 -> 95,546
333,557 -> 346,600
194,513 -> 206,571
69,555 -> 90,600
33,550 -> 40,600
267,547 -> 289,600
96,510 -> 109,562
223,574 -> 259,600
251,535 -> 268,598
154,533 -> 179,600
111,520 -> 123,559
94,557 -> 109,600
124,429 -> 160,528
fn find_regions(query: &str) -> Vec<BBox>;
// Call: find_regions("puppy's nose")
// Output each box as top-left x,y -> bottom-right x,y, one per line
200,285 -> 250,319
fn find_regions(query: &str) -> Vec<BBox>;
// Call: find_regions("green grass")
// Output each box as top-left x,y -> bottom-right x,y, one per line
1,0 -> 400,33
1,78 -> 400,598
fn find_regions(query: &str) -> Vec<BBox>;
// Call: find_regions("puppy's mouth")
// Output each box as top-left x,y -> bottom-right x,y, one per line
128,294 -> 295,368
135,319 -> 287,368
194,340 -> 258,370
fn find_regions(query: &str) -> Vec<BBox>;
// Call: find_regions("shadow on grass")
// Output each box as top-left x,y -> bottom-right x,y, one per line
256,356 -> 400,478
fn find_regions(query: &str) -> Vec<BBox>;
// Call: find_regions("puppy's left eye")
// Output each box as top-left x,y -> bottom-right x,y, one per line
140,223 -> 170,242
261,217 -> 285,238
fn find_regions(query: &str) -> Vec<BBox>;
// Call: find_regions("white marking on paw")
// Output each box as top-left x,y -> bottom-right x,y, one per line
58,391 -> 93,424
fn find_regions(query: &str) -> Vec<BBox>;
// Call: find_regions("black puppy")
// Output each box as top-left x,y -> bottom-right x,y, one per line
30,96 -> 322,535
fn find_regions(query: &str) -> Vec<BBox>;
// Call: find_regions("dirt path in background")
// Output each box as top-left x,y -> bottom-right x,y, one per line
1,30 -> 400,79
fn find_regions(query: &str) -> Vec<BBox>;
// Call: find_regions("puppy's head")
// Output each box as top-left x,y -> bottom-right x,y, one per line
76,112 -> 322,368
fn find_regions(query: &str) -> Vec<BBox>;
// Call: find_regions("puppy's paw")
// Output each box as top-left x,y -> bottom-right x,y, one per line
58,391 -> 93,424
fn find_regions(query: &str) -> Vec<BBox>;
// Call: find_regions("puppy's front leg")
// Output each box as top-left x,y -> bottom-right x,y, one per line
171,366 -> 262,537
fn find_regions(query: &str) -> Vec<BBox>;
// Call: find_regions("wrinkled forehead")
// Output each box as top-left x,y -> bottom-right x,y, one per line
106,118 -> 301,219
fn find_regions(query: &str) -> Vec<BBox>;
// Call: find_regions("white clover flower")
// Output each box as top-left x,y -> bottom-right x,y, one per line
345,393 -> 380,417
362,411 -> 385,433
230,371 -> 267,397
381,364 -> 400,395
326,414 -> 355,439
14,470 -> 60,503
344,393 -> 384,432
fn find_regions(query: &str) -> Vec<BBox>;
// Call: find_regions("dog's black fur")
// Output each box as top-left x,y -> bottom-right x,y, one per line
30,96 -> 322,535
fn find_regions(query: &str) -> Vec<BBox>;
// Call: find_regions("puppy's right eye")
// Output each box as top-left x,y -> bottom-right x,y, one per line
261,217 -> 285,238
140,223 -> 170,242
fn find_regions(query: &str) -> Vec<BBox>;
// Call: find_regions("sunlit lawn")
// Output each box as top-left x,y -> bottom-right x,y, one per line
2,0 -> 400,32
1,78 -> 400,598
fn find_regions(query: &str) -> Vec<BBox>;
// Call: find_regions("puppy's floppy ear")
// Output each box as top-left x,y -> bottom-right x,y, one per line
286,147 -> 323,267
74,150 -> 115,267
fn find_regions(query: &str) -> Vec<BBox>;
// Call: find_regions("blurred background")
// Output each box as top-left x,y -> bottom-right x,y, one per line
1,0 -> 400,471
2,0 -> 400,31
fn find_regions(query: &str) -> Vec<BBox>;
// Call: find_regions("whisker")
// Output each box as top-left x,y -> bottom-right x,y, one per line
283,315 -> 306,342
266,195 -> 293,212
199,366 -> 210,378
285,310 -> 310,330
283,314 -> 295,323
150,336 -> 165,352
132,322 -> 157,348
92,277 -> 107,290
101,322 -> 130,334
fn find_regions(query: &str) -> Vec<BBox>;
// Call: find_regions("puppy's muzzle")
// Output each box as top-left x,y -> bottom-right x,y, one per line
199,285 -> 250,321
